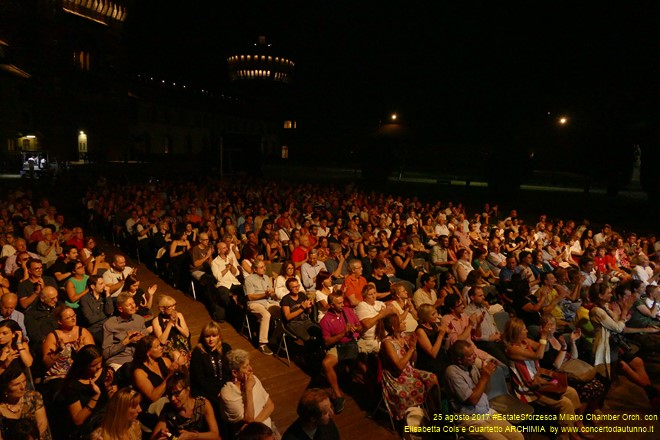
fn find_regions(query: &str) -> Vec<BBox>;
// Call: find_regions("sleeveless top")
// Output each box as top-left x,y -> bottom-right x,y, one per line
135,357 -> 169,407
45,327 -> 84,381
66,275 -> 89,308
415,323 -> 443,374
161,396 -> 208,434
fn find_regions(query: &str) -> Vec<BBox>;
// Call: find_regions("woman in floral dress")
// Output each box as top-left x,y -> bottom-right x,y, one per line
376,314 -> 440,420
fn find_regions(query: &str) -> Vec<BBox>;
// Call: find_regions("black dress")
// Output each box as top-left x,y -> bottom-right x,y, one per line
415,323 -> 447,377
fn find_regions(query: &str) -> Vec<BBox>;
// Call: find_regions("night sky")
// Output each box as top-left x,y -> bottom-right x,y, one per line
128,1 -> 660,146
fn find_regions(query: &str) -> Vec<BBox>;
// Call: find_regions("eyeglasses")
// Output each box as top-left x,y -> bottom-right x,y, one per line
167,388 -> 186,399
30,266 -> 43,271
164,303 -> 177,309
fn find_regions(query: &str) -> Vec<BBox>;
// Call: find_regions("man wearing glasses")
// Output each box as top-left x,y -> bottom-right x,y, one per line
17,258 -> 57,311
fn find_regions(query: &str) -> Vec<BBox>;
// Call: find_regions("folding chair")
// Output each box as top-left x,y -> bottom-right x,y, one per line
275,322 -> 298,367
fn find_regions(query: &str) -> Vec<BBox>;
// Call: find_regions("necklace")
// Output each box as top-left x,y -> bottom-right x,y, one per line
2,397 -> 22,415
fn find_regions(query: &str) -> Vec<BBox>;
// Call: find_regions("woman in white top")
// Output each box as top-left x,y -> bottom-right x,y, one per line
274,261 -> 301,300
220,349 -> 279,438
314,270 -> 334,322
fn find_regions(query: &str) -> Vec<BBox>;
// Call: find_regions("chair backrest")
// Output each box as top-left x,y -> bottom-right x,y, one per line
493,310 -> 510,333
267,262 -> 283,279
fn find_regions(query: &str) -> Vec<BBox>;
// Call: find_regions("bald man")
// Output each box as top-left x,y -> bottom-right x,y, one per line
0,293 -> 29,341
24,286 -> 60,351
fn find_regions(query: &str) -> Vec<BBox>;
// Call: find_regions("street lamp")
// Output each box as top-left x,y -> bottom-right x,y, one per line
391,113 -> 397,121
558,117 -> 567,125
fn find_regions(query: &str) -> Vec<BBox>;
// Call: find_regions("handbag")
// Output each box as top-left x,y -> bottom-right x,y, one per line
533,367 -> 568,399
559,359 -> 596,383
336,339 -> 359,362
336,310 -> 359,362
610,332 -> 639,362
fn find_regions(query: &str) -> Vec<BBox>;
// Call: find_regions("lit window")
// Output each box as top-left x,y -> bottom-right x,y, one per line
283,121 -> 292,129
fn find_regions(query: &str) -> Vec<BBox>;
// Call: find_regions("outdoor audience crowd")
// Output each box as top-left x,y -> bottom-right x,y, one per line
0,176 -> 658,440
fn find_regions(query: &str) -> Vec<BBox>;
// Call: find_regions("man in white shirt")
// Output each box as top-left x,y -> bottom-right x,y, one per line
103,254 -> 135,297
301,249 -> 327,292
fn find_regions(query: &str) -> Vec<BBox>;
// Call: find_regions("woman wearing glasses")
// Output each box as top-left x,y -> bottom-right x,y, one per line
41,305 -> 93,381
151,372 -> 221,440
64,260 -> 89,309
153,295 -> 191,363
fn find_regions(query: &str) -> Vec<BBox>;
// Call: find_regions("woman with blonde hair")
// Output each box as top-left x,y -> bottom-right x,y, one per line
90,387 -> 147,440
190,322 -> 232,412
503,317 -> 586,440
152,294 -> 191,363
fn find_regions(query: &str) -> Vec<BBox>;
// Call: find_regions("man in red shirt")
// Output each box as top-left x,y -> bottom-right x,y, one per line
319,292 -> 363,414
341,259 -> 367,308
292,235 -> 311,268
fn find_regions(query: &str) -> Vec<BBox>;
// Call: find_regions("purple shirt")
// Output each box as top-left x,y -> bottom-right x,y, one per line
320,308 -> 361,345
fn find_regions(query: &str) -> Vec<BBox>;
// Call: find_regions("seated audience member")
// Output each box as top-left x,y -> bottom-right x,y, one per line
103,254 -> 135,297
274,261 -> 301,300
64,260 -> 89,309
292,235 -> 312,268
437,271 -> 462,308
211,240 -> 244,302
282,388 -> 340,440
538,315 -> 606,415
80,275 -> 115,345
281,278 -> 322,346
389,282 -> 418,333
245,260 -> 281,355
454,248 -> 474,284
355,283 -> 395,356
151,372 -> 221,440
25,286 -> 59,353
52,345 -> 116,439
319,292 -> 363,414
190,321 -> 232,412
413,273 -> 443,311
42,305 -> 94,382
445,340 -> 523,440
324,244 -> 347,283
536,271 -> 577,330
588,282 -> 660,407
153,294 -> 191,362
415,304 -> 448,377
314,270 -> 334,322
511,277 -> 543,338
133,335 -> 185,421
0,318 -> 33,375
4,239 -> 39,277
441,295 -> 502,367
301,249 -> 327,292
465,287 -> 507,365
502,318 -> 586,438
430,235 -> 455,273
121,274 -> 155,318
221,349 -> 279,437
631,254 -> 660,288
47,245 -> 79,288
102,292 -> 147,370
391,241 -> 422,284
376,313 -> 440,421
17,258 -> 57,311
0,293 -> 29,339
366,258 -> 391,299
90,387 -> 142,440
628,284 -> 660,329
341,259 -> 367,308
486,241 -> 507,277
0,362 -> 51,440
36,227 -> 61,268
